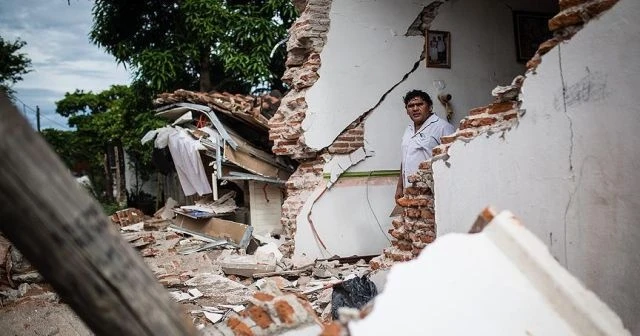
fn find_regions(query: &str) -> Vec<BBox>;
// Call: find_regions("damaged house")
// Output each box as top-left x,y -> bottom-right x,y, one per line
268,0 -> 640,333
143,90 -> 295,239
0,0 -> 637,334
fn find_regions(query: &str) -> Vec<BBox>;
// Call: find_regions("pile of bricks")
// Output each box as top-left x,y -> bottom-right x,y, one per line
371,161 -> 436,269
206,292 -> 320,335
527,0 -> 619,71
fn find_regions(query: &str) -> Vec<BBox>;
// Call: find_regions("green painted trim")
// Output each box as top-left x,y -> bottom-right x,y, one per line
322,170 -> 400,179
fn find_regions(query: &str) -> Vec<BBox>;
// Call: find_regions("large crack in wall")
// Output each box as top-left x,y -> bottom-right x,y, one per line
270,1 -> 446,256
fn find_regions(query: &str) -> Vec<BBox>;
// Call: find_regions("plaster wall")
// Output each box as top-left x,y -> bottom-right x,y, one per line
433,0 -> 640,331
294,177 -> 396,258
124,151 -> 157,197
294,0 -> 546,259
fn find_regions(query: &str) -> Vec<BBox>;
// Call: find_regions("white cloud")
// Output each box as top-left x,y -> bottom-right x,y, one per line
0,0 -> 131,130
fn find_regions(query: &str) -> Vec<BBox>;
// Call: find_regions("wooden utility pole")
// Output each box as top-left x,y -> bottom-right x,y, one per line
36,105 -> 41,132
0,93 -> 197,336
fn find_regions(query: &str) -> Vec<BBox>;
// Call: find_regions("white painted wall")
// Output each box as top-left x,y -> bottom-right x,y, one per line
433,1 -> 640,332
294,177 -> 396,259
124,151 -> 157,197
295,0 -> 547,259
350,211 -> 630,335
248,181 -> 283,235
303,0 -> 545,154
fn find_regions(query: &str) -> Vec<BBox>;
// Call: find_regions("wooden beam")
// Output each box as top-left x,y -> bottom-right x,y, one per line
0,93 -> 197,336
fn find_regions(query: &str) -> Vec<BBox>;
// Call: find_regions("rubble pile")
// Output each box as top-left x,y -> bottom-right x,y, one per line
0,201 -> 380,335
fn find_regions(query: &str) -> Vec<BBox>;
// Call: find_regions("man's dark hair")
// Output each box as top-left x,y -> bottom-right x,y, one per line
403,90 -> 432,106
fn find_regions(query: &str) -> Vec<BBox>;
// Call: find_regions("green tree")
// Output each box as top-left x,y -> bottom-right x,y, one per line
0,36 -> 32,96
45,84 -> 164,204
90,0 -> 296,93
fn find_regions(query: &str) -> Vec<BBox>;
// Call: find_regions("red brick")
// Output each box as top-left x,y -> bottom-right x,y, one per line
346,129 -> 364,136
503,111 -> 519,121
227,317 -> 254,336
468,106 -> 488,116
549,8 -> 584,31
329,142 -> 349,148
585,0 -> 619,17
457,129 -> 478,138
440,133 -> 457,144
246,306 -> 274,329
460,116 -> 497,129
405,187 -> 428,195
421,209 -> 435,220
536,38 -> 560,56
328,147 -> 353,154
526,54 -> 542,70
274,300 -> 295,324
392,219 -> 403,229
276,139 -> 299,147
418,161 -> 432,170
320,322 -> 345,336
336,135 -> 356,142
397,197 -> 432,208
405,207 -> 422,218
487,101 -> 517,115
396,240 -> 414,251
432,145 -> 447,156
253,292 -> 275,302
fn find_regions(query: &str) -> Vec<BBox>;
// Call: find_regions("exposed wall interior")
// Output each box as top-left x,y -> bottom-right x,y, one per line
283,0 -> 554,260
432,0 -> 639,331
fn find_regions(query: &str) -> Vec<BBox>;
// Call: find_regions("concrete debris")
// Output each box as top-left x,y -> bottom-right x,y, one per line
220,253 -> 277,277
120,221 -> 144,232
154,197 -> 178,220
0,205 -> 377,335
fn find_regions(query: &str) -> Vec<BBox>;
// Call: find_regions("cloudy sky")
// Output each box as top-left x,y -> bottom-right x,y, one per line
0,0 -> 131,130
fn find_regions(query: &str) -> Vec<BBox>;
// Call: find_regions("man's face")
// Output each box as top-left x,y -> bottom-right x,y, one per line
405,96 -> 431,126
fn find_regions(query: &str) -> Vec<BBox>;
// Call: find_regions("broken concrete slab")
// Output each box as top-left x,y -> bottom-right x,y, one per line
121,222 -> 144,232
347,211 -> 631,335
184,273 -> 253,305
219,253 -> 277,278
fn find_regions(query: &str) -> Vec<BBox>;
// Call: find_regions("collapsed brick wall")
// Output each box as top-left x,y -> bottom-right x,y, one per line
371,0 -> 622,269
371,162 -> 436,269
279,159 -> 324,256
270,0 -> 367,256
269,0 -> 332,160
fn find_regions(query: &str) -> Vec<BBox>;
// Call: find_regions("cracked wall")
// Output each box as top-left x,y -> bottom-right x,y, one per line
431,0 -> 640,331
273,0 -> 550,259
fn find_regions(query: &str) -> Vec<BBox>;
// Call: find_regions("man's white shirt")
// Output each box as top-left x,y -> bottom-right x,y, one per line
401,114 -> 455,188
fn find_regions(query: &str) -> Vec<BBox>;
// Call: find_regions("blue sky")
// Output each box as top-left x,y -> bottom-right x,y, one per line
0,0 -> 131,130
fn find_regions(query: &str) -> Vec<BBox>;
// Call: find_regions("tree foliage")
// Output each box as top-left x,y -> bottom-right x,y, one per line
42,84 -> 164,200
0,36 -> 32,95
90,0 -> 297,93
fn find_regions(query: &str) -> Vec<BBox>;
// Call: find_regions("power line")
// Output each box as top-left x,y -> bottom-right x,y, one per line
12,95 -> 69,129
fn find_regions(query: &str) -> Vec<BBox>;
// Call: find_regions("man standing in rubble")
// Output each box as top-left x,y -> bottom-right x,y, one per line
395,90 -> 455,201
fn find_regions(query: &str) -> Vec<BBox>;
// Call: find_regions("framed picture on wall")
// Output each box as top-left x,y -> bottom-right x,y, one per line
512,11 -> 553,63
426,30 -> 451,69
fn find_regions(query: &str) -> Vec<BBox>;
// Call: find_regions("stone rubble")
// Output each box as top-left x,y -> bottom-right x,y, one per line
0,206 -> 378,335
